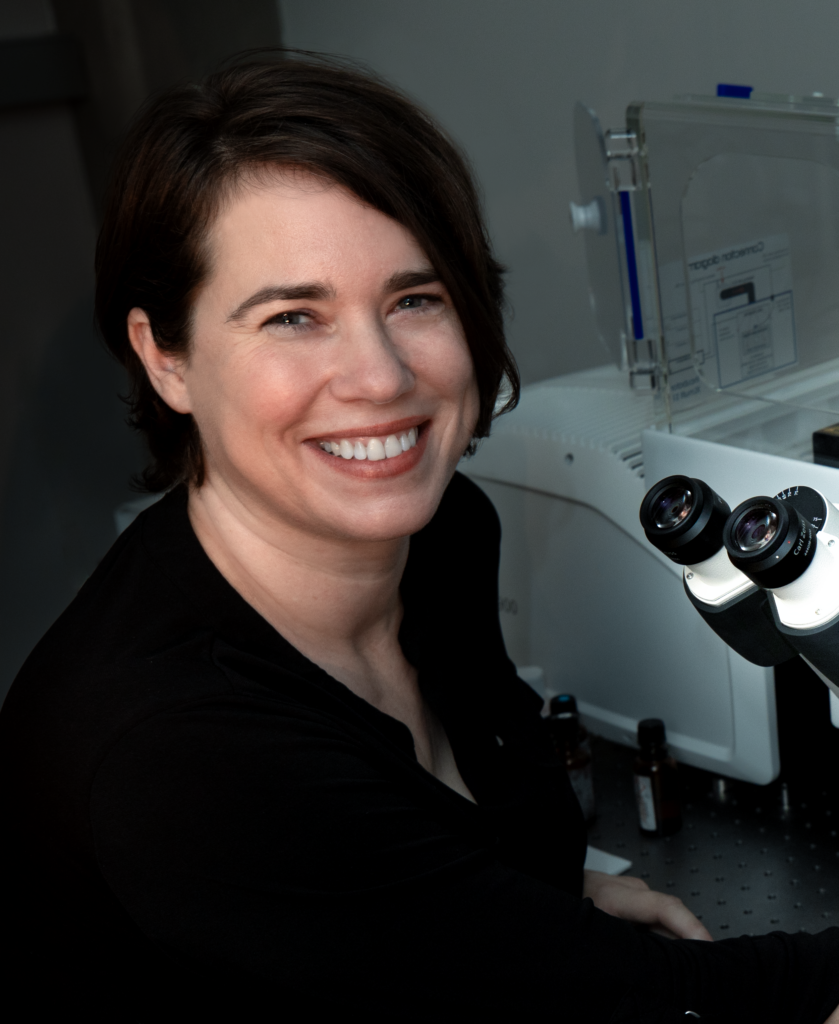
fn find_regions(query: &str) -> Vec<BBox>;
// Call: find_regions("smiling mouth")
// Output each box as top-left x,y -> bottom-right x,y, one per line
317,426 -> 419,462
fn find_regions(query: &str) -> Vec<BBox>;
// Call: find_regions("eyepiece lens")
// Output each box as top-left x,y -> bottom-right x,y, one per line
653,485 -> 693,530
733,504 -> 779,552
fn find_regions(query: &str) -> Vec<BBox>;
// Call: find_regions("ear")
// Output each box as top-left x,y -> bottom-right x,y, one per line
127,308 -> 193,414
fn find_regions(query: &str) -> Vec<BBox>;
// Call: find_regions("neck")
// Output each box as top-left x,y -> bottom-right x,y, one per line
187,476 -> 410,658
188,471 -> 477,804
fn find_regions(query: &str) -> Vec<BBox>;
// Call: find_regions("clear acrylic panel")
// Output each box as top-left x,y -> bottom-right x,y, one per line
633,96 -> 839,461
572,102 -> 627,367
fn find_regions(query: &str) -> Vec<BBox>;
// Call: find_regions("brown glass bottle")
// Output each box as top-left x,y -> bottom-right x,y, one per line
633,718 -> 681,836
549,709 -> 595,822
549,694 -> 590,754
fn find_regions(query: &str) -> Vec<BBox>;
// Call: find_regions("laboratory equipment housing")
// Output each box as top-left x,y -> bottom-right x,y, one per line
464,87 -> 839,787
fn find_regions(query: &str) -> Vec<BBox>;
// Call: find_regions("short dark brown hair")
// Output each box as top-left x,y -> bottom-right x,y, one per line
95,51 -> 519,492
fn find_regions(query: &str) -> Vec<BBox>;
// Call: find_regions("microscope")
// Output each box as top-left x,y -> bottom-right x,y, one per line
641,476 -> 839,695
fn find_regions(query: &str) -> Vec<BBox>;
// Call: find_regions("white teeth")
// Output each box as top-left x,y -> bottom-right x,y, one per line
321,427 -> 420,461
367,438 -> 387,461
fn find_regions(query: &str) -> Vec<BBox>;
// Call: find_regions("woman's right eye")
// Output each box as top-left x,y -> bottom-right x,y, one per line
264,310 -> 314,332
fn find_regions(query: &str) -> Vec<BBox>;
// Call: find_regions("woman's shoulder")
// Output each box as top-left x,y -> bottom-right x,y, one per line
0,488 -> 238,744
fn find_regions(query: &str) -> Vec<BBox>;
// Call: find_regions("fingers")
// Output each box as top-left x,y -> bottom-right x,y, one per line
610,874 -> 650,892
586,877 -> 713,942
655,894 -> 713,941
583,871 -> 651,905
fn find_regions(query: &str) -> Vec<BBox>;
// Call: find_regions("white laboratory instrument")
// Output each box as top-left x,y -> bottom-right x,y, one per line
464,88 -> 839,783
643,475 -> 839,706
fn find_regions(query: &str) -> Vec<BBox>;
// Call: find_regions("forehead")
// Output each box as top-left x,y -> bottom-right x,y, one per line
207,168 -> 428,285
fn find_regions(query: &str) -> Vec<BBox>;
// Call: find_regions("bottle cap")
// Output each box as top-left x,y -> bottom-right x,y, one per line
638,718 -> 666,749
550,693 -> 578,716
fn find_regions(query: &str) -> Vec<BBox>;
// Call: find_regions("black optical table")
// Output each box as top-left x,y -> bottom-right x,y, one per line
588,735 -> 839,936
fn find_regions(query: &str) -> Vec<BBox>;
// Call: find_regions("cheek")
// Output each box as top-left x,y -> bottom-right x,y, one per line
412,326 -> 477,403
185,343 -> 320,449
198,339 -> 325,419
239,354 -> 318,429
444,339 -> 480,431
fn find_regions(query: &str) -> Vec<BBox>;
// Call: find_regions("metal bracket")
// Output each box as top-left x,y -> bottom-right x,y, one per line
604,130 -> 641,192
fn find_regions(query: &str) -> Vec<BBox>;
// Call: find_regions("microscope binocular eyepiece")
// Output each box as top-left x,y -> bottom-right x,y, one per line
640,477 -> 839,684
639,476 -> 797,668
639,475 -> 731,565
723,495 -> 817,590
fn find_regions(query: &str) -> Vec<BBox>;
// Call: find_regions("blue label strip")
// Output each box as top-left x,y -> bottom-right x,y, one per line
619,190 -> 644,341
716,83 -> 753,99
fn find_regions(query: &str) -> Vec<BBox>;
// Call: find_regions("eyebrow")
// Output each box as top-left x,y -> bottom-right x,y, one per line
225,268 -> 442,325
383,268 -> 441,292
226,283 -> 335,323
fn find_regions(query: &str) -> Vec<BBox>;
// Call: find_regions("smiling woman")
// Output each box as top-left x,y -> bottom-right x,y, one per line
127,172 -> 478,539
3,51 -> 839,1024
95,54 -> 515,495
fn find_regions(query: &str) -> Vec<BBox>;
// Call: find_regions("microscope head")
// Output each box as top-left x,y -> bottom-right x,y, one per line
640,475 -> 797,667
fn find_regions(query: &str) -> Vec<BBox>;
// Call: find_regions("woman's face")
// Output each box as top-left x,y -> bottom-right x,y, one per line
148,169 -> 479,543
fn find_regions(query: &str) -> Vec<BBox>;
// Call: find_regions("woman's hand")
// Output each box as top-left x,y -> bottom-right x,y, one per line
583,869 -> 713,941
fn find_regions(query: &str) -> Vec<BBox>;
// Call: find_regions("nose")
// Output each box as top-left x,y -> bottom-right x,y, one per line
329,315 -> 415,406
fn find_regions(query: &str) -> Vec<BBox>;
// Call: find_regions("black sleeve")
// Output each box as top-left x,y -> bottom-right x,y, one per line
89,696 -> 839,1023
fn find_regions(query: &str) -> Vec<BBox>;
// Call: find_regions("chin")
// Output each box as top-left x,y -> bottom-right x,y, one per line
324,490 -> 443,543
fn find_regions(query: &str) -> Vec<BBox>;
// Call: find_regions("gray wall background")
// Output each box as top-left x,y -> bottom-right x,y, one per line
0,0 -> 281,703
280,0 -> 839,385
0,0 -> 142,704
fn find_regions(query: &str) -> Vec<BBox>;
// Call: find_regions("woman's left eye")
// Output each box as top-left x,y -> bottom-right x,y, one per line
395,293 -> 442,312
